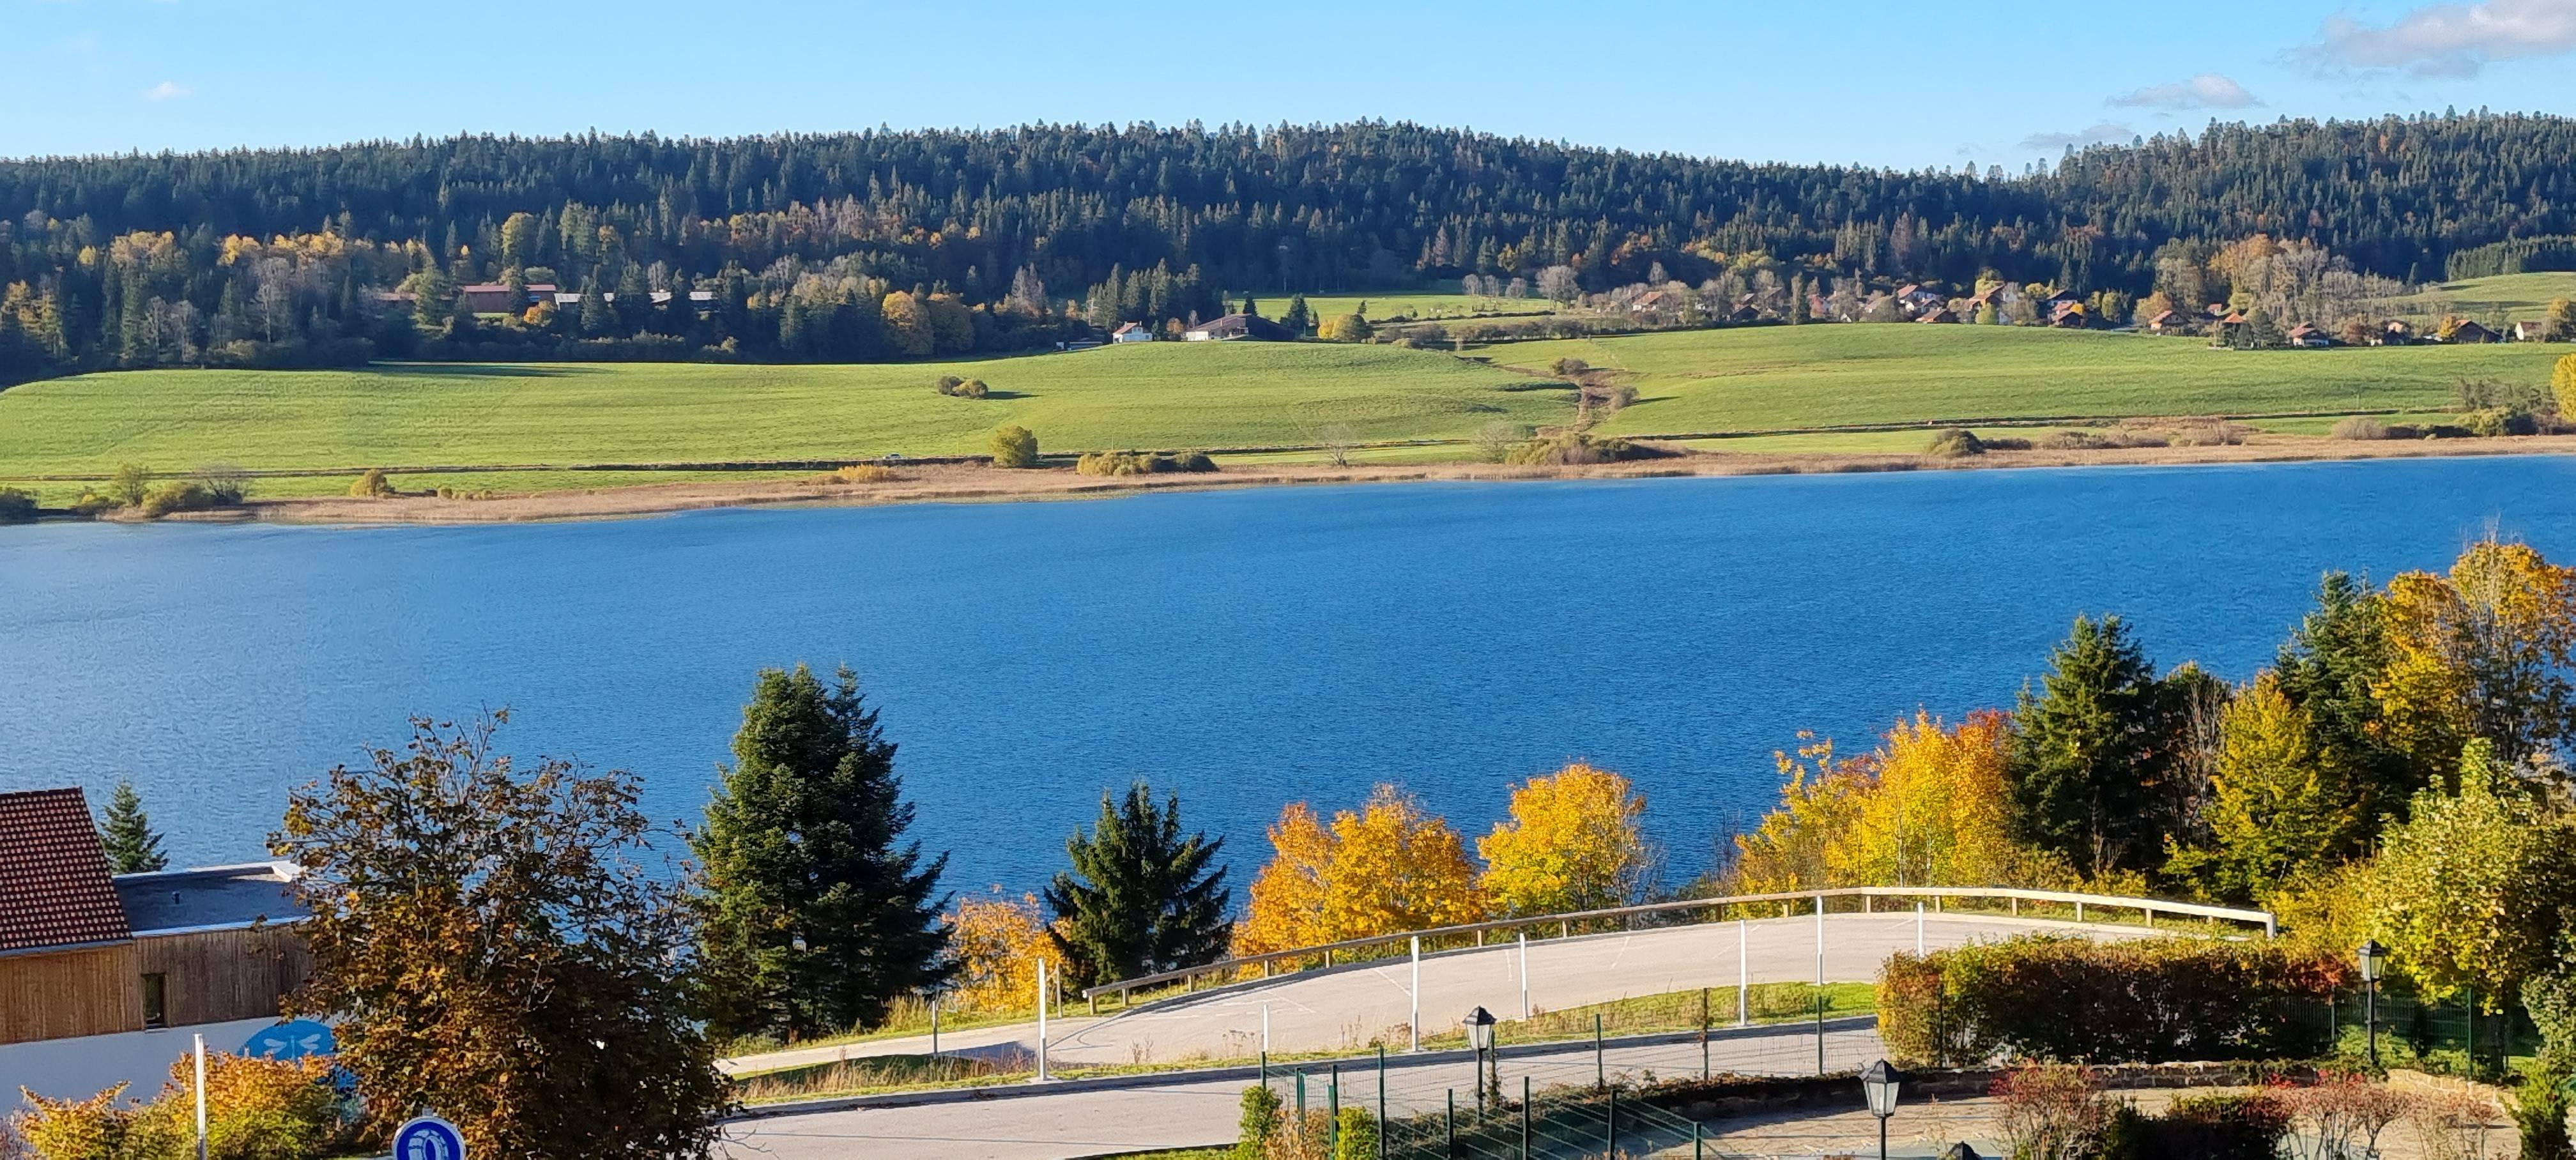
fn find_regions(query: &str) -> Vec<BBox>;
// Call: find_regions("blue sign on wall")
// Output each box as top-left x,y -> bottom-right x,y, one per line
241,1019 -> 334,1060
393,1115 -> 466,1160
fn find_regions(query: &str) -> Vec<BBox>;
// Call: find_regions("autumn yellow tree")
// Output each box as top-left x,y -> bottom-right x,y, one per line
1478,763 -> 1649,916
2372,540 -> 2576,769
1235,802 -> 1335,956
1728,735 -> 1873,893
1236,787 -> 1483,954
945,890 -> 1066,1013
1838,710 -> 2041,887
2174,673 -> 2359,903
1321,786 -> 1485,938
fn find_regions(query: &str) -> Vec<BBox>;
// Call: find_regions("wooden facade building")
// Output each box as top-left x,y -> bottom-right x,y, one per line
0,789 -> 309,1046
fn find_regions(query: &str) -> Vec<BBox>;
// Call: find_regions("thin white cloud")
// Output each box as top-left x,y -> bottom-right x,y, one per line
141,80 -> 190,101
2020,123 -> 2135,152
2109,73 -> 2261,110
2301,0 -> 2576,77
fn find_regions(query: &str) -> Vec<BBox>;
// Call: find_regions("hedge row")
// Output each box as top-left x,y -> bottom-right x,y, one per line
1878,935 -> 2349,1066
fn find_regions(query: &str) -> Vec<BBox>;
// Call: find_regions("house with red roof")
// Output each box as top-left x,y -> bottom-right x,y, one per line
0,788 -> 308,1046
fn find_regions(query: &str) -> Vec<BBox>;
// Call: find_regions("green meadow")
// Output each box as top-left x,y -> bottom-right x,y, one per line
2379,271 -> 2576,324
0,344 -> 1561,484
4,324 -> 2570,499
1493,325 -> 2570,435
1246,284 -> 1558,323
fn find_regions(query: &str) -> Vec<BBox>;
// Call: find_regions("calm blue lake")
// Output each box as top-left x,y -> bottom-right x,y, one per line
1,458 -> 2568,894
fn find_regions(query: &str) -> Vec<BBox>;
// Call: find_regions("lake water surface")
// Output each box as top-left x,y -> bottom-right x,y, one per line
3,457 -> 2570,893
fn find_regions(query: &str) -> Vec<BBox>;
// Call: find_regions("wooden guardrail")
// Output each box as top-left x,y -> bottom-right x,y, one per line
1079,885 -> 2275,1008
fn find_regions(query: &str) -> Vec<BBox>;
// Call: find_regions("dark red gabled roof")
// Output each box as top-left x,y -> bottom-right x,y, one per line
0,788 -> 133,954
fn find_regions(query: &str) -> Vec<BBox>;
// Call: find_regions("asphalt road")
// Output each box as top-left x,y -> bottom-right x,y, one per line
719,1021 -> 1890,1159
728,910 -> 2152,1076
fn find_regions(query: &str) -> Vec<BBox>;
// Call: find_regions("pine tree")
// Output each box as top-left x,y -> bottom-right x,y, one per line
98,779 -> 168,873
693,664 -> 951,1040
2006,615 -> 2193,878
1043,782 -> 1230,988
1279,294 -> 1312,337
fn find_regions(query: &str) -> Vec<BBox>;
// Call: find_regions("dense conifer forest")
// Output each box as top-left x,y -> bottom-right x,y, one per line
2,113 -> 2572,384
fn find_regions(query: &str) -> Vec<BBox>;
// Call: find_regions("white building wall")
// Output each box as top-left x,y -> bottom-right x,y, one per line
1,1017 -> 282,1111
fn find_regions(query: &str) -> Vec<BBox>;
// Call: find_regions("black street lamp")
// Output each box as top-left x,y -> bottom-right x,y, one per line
1464,1006 -> 1498,1111
2358,940 -> 2389,1067
1860,1058 -> 1905,1160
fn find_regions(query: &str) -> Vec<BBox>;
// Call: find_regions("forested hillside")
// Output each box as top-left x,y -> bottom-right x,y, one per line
2,113 -> 2572,384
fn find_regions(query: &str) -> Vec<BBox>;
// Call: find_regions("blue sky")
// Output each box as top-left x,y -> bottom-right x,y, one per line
10,0 -> 2576,167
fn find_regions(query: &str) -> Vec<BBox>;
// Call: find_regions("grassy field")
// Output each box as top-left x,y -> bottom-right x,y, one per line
2380,271 -> 2576,323
1248,284 -> 1558,323
6,326 -> 2570,497
1493,324 -> 2570,435
0,344 -> 1562,484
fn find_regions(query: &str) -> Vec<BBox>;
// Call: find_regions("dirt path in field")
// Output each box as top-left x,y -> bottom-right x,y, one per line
151,431 -> 2576,526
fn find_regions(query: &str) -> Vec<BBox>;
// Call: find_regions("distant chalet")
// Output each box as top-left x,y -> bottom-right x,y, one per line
1184,313 -> 1291,342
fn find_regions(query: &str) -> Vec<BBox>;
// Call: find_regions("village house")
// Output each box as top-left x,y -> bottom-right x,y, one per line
2048,301 -> 2089,328
1894,284 -> 1946,316
2284,323 -> 2333,348
1916,307 -> 1959,324
456,282 -> 557,313
1184,313 -> 1290,342
1110,322 -> 1154,344
1627,290 -> 1674,314
2513,320 -> 2549,342
2147,309 -> 2189,335
0,788 -> 309,1048
2380,320 -> 2416,346
2446,320 -> 2503,344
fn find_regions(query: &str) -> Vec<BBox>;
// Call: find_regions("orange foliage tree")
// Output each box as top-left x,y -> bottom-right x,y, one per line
1236,786 -> 1484,956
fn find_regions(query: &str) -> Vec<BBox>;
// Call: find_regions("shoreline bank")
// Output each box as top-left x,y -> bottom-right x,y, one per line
57,432 -> 2576,528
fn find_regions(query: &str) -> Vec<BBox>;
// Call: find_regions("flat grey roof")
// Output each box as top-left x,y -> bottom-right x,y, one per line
114,862 -> 307,934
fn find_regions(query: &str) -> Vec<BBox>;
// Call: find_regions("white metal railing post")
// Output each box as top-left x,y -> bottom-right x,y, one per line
1519,931 -> 1531,1019
1813,895 -> 1825,991
1034,959 -> 1050,1081
192,1033 -> 207,1160
1736,919 -> 1749,1027
1262,1004 -> 1271,1055
1409,935 -> 1422,1052
1915,901 -> 1925,955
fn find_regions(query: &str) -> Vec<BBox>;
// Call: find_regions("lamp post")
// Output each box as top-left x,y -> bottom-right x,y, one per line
1860,1058 -> 1905,1160
2358,939 -> 2389,1068
1464,1006 -> 1498,1112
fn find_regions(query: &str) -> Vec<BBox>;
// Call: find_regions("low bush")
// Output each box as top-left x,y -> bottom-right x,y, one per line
138,482 -> 222,519
2104,1090 -> 2290,1160
0,488 -> 36,524
12,1053 -> 346,1160
2036,428 -> 2170,451
2331,416 -> 2391,440
1236,1085 -> 1281,1160
1503,432 -> 1649,466
1878,935 -> 2346,1066
822,464 -> 898,484
990,426 -> 1039,468
2168,420 -> 2251,447
2461,406 -> 2540,437
1075,450 -> 1218,477
68,491 -> 121,519
1981,435 -> 2034,451
349,469 -> 397,498
932,374 -> 963,395
1924,428 -> 1986,457
950,378 -> 990,399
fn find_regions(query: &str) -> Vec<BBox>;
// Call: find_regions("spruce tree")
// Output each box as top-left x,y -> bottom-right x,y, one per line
2006,615 -> 2193,878
693,664 -> 951,1040
1044,782 -> 1231,988
98,779 -> 168,873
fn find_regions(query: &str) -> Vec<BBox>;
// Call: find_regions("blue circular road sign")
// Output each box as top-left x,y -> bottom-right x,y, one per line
393,1115 -> 466,1160
242,1019 -> 334,1060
